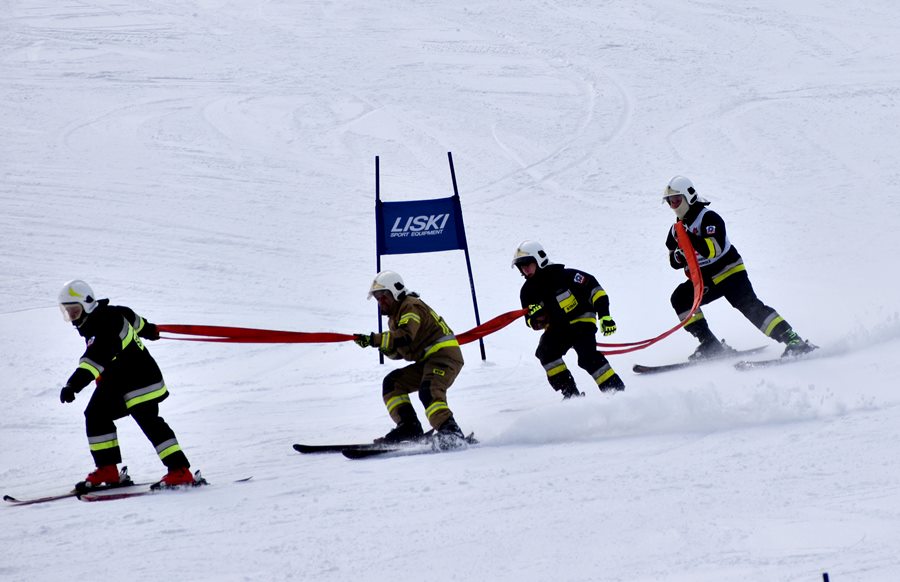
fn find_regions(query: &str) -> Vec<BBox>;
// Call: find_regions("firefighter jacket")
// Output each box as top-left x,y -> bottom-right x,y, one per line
666,203 -> 746,286
519,263 -> 611,331
373,293 -> 464,366
65,300 -> 168,410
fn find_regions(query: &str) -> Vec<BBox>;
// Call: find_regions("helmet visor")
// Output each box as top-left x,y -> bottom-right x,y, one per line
664,194 -> 684,208
512,256 -> 537,268
59,303 -> 84,322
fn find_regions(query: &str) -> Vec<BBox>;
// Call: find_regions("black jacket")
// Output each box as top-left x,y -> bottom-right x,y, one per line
666,204 -> 745,284
66,300 -> 166,405
519,263 -> 611,331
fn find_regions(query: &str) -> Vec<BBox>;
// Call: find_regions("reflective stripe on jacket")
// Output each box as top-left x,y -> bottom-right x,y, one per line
375,294 -> 463,365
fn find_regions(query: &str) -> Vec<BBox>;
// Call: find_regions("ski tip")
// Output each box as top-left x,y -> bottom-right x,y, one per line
3,494 -> 20,503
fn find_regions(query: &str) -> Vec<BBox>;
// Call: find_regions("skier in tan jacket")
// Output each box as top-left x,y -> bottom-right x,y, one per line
354,270 -> 467,450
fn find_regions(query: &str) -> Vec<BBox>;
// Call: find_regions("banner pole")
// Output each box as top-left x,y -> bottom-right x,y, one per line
447,152 -> 487,360
375,155 -> 385,364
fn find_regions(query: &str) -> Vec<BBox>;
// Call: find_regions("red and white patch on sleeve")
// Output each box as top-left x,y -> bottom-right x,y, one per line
705,225 -> 716,235
573,273 -> 585,284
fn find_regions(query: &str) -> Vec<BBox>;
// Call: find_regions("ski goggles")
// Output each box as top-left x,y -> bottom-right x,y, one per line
663,194 -> 684,208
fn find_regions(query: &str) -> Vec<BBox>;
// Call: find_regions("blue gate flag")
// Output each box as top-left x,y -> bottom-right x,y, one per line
376,196 -> 467,256
374,152 -> 486,361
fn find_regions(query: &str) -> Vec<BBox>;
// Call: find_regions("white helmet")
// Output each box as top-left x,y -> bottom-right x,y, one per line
664,176 -> 698,204
511,240 -> 550,269
663,176 -> 708,218
58,279 -> 98,322
368,270 -> 407,300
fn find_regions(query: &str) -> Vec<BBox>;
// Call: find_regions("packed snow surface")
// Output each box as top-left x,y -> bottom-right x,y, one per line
3,1 -> 900,580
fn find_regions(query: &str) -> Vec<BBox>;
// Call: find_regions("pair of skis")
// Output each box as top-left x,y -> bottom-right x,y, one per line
632,342 -> 819,375
294,432 -> 477,459
78,470 -> 216,502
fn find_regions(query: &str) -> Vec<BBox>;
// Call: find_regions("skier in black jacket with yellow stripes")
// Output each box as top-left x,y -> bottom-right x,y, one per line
57,280 -> 195,492
514,241 -> 624,398
663,176 -> 816,360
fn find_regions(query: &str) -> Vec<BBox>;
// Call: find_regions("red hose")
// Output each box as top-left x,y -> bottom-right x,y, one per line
157,223 -> 701,355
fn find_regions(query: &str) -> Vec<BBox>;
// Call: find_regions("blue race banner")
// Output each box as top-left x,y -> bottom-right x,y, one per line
373,152 -> 486,360
376,196 -> 467,255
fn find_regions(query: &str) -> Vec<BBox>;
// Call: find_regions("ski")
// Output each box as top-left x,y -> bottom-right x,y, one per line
3,484 -> 147,506
293,430 -> 436,454
293,442 -> 380,454
735,352 -> 820,370
342,433 -> 478,460
4,492 -> 77,506
632,345 -> 768,375
735,342 -> 820,370
4,466 -> 149,506
734,358 -> 789,370
79,473 -> 252,502
342,445 -> 431,459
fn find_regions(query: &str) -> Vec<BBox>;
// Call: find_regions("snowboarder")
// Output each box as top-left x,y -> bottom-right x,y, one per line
57,280 -> 195,491
353,271 -> 467,450
662,176 -> 816,359
513,241 -> 624,398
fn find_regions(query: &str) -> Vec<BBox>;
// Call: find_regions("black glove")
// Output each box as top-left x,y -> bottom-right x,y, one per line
526,304 -> 548,330
671,249 -> 686,267
599,316 -> 617,336
59,385 -> 77,403
142,323 -> 160,341
353,333 -> 374,348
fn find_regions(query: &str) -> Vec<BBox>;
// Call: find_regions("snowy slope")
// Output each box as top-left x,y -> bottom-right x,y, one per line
3,1 -> 900,580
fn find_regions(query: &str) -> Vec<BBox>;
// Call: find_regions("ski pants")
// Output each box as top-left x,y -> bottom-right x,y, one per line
671,269 -> 791,342
382,353 -> 463,430
535,323 -> 621,392
83,384 -> 189,470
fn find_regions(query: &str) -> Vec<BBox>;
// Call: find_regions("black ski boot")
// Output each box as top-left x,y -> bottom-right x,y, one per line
375,403 -> 424,444
598,373 -> 625,393
689,337 -> 731,361
376,421 -> 424,444
687,322 -> 733,361
780,330 -> 817,358
561,386 -> 585,399
550,371 -> 584,400
433,417 -> 467,451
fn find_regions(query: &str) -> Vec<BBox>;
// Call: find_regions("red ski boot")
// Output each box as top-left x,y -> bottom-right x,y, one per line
154,467 -> 196,489
75,464 -> 120,493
